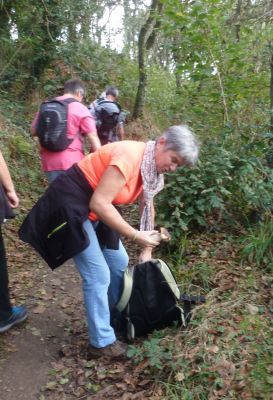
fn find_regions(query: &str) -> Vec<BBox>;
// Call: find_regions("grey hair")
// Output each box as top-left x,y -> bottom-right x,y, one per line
105,85 -> 119,98
63,78 -> 86,97
159,125 -> 200,167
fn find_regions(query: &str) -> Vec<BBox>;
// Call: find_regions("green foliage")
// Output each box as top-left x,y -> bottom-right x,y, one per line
161,383 -> 199,400
19,40 -> 140,119
236,313 -> 273,398
241,215 -> 273,272
249,334 -> 273,397
7,135 -> 33,161
146,65 -> 177,127
159,0 -> 272,136
0,94 -> 44,198
0,93 -> 28,128
0,0 -> 65,94
178,262 -> 214,293
156,134 -> 273,247
1,0 -> 272,137
127,337 -> 174,371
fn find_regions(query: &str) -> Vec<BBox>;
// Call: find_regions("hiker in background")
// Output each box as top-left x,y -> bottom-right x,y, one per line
31,78 -> 101,184
88,90 -> 106,115
19,125 -> 199,358
90,85 -> 126,145
0,151 -> 27,333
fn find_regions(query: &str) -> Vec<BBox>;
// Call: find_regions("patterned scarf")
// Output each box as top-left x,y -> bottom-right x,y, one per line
140,141 -> 164,231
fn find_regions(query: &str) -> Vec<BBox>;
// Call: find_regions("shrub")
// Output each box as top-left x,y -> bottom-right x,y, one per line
156,136 -> 273,244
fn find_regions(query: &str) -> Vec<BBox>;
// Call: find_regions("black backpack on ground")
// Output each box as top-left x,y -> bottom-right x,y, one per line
36,98 -> 78,151
111,259 -> 205,342
95,100 -> 122,133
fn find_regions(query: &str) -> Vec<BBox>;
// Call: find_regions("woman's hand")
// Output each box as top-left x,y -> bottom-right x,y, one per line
133,230 -> 160,248
5,189 -> 19,208
138,247 -> 153,263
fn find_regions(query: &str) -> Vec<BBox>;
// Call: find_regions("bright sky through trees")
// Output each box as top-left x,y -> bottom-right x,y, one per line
100,5 -> 124,52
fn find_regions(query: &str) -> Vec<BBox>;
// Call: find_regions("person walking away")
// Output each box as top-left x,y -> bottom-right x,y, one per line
19,125 -> 199,358
93,86 -> 125,145
88,90 -> 106,115
31,78 -> 101,183
0,151 -> 27,333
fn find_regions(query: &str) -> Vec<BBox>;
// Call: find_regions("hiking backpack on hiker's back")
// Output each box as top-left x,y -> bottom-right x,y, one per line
36,98 -> 77,151
111,259 -> 205,342
95,100 -> 121,133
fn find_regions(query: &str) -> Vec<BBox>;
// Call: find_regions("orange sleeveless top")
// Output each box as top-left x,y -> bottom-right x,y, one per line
77,141 -> 146,220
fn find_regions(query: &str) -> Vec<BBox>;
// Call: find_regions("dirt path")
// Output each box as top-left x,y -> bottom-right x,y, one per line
0,214 -> 155,400
0,259 -> 84,400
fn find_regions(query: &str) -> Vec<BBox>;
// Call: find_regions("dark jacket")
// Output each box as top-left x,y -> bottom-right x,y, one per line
19,165 -> 92,269
19,165 -> 119,270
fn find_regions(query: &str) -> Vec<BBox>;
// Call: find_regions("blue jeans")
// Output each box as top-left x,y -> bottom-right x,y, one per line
73,219 -> 129,348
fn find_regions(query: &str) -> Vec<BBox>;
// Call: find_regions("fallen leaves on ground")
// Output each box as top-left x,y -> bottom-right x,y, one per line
1,210 -> 272,399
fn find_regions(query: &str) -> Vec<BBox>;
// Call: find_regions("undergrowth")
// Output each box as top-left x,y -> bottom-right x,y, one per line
156,134 -> 273,242
129,232 -> 273,400
0,94 -> 46,203
241,213 -> 273,273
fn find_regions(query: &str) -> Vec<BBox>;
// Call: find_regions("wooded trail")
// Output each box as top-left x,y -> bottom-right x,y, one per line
0,211 -> 155,400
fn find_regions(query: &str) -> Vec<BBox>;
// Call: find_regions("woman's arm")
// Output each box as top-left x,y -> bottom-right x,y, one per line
90,166 -> 160,248
0,151 -> 19,208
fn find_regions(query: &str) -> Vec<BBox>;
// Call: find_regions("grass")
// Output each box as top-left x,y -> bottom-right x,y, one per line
241,215 -> 273,272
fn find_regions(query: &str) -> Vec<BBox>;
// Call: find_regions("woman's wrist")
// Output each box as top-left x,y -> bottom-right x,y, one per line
4,187 -> 15,195
132,229 -> 139,241
141,246 -> 152,254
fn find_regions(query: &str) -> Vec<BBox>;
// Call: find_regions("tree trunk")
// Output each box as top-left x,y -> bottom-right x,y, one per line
132,0 -> 163,119
0,1 -> 13,39
234,0 -> 242,42
133,40 -> 147,118
172,32 -> 184,93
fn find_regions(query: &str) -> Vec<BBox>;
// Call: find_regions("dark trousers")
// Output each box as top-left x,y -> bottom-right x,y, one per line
0,224 -> 12,320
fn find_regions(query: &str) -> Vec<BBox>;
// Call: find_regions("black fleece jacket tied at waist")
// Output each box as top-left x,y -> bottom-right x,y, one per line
19,164 -> 119,270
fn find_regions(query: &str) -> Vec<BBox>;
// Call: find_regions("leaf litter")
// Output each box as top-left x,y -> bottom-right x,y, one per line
0,207 -> 272,399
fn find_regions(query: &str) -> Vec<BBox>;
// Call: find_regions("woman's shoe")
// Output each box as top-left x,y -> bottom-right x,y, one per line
88,340 -> 127,359
0,306 -> 28,333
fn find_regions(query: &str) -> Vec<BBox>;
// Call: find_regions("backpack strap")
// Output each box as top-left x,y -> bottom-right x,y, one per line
96,100 -> 122,112
54,97 -> 80,143
155,259 -> 186,326
40,98 -> 79,112
155,259 -> 181,300
52,97 -> 79,105
116,266 -> 134,312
